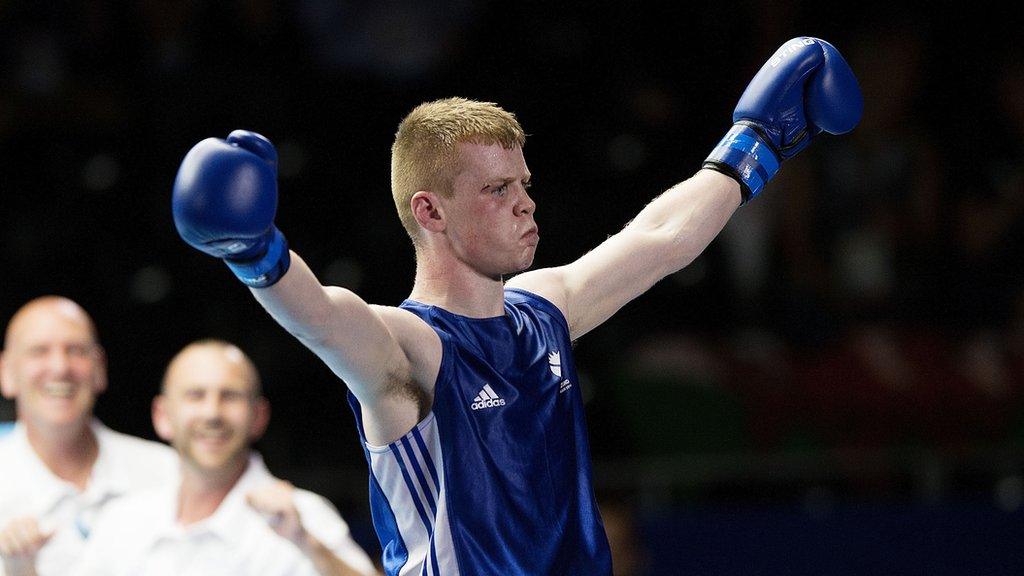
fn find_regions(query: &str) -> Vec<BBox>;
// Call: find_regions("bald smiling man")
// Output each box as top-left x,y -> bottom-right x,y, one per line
0,297 -> 177,576
73,340 -> 377,576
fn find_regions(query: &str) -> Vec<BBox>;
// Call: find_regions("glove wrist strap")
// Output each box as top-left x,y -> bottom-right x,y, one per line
225,227 -> 291,288
702,123 -> 781,203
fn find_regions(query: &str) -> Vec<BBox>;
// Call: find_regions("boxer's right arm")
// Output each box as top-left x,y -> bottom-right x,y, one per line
172,130 -> 292,288
250,252 -> 439,411
172,132 -> 438,432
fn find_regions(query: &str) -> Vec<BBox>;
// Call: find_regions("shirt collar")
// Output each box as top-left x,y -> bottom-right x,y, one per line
164,452 -> 276,544
9,420 -> 100,514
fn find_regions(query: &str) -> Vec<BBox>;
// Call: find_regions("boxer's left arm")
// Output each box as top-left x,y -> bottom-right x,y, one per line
510,37 -> 861,340
508,171 -> 740,340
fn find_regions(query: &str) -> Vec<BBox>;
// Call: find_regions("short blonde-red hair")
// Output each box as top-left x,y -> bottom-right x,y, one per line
390,98 -> 526,244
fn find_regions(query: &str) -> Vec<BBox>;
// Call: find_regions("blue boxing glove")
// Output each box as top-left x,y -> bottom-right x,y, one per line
172,130 -> 291,288
704,37 -> 863,203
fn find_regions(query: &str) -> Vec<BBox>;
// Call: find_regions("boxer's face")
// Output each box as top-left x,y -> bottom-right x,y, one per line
155,346 -> 267,477
0,302 -> 106,432
442,142 -> 538,278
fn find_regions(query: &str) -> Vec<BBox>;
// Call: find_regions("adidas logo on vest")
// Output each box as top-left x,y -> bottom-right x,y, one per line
471,384 -> 506,410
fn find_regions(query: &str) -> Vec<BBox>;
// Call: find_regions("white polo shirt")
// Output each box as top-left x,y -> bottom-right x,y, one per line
0,420 -> 178,576
73,452 -> 377,576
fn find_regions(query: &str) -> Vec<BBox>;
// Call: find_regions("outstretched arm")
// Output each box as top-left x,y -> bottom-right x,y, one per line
249,254 -> 426,405
510,37 -> 862,340
509,171 -> 739,339
171,132 -> 440,444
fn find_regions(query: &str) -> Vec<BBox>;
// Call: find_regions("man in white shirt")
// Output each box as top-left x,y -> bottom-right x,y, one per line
0,297 -> 178,576
73,339 -> 378,576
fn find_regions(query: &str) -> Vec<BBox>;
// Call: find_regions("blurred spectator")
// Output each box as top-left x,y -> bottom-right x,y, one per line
0,297 -> 176,576
73,339 -> 378,576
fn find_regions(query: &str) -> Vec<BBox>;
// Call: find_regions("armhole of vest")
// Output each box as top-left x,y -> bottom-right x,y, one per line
503,287 -> 571,337
360,308 -> 453,454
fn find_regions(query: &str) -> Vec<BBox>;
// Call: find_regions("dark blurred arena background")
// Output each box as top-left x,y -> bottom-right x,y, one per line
2,2 -> 1024,574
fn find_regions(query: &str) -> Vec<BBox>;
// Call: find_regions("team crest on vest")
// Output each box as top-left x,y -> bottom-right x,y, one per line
548,351 -> 562,377
550,350 -> 573,393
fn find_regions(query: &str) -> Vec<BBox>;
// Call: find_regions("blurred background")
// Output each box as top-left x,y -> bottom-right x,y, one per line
2,2 -> 1023,574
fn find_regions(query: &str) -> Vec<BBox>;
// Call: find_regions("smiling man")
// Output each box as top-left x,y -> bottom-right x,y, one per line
0,297 -> 177,576
72,339 -> 377,576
